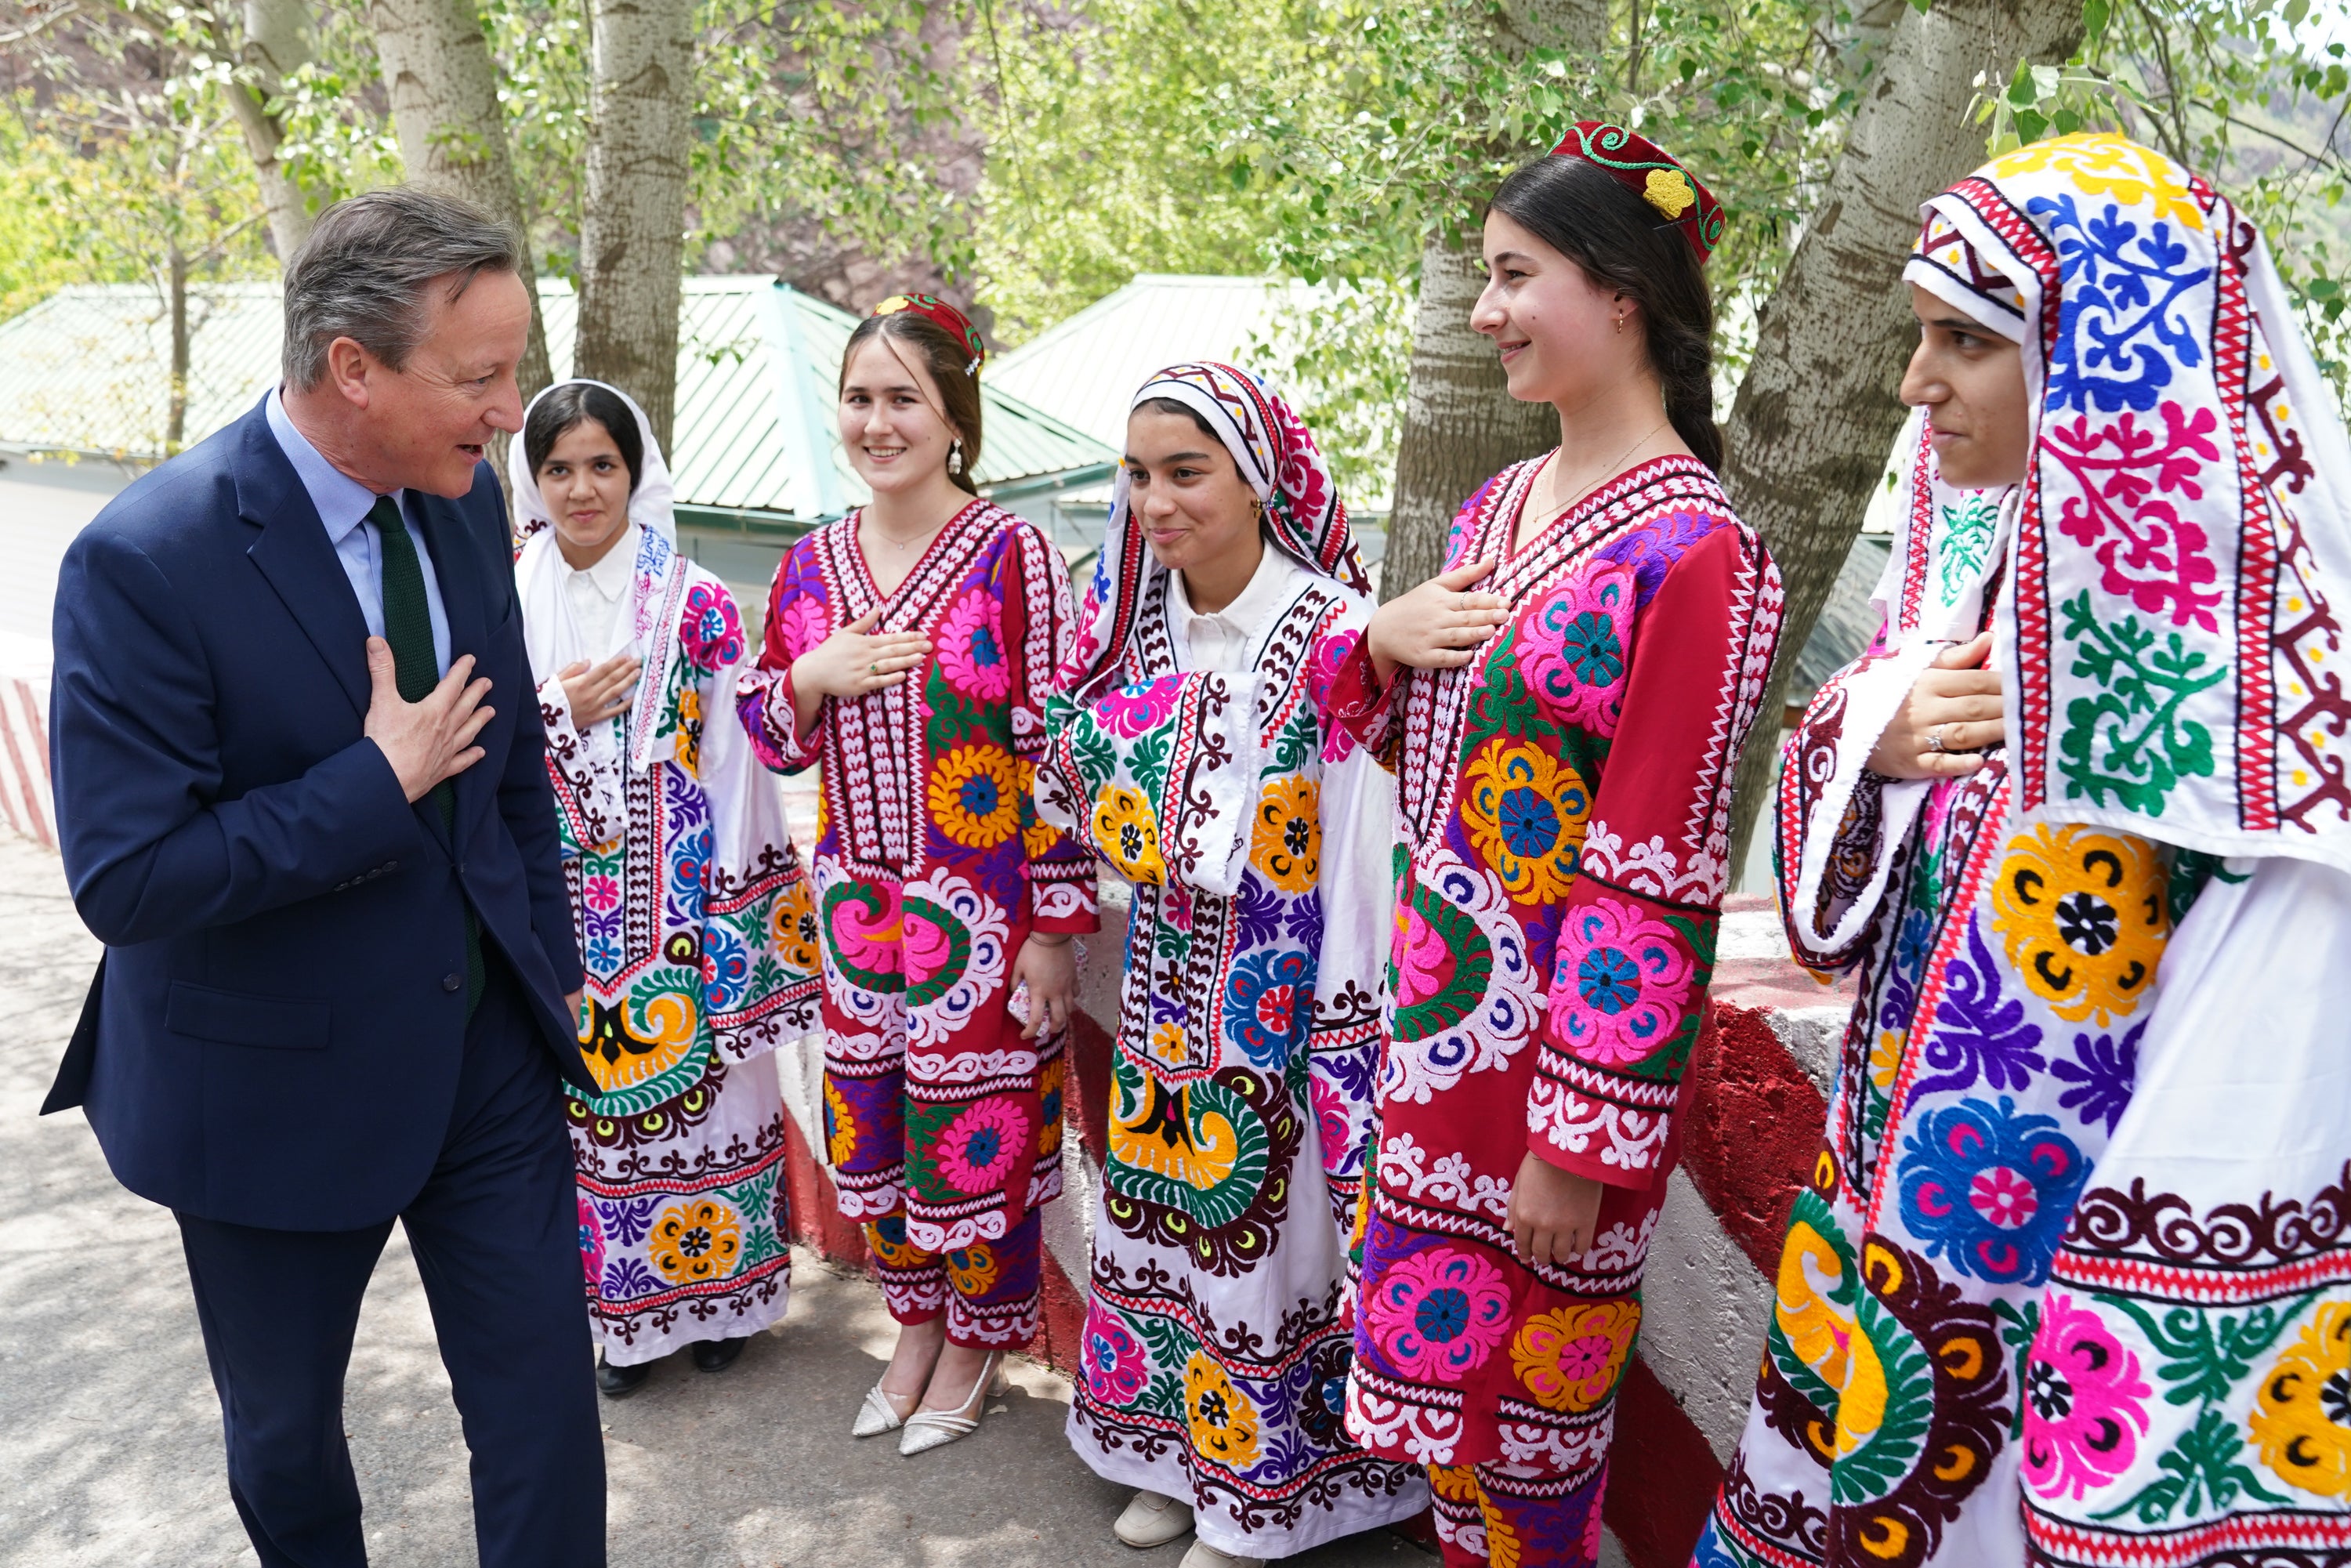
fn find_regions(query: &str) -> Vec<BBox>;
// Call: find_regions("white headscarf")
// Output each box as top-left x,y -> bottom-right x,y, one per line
509,379 -> 679,686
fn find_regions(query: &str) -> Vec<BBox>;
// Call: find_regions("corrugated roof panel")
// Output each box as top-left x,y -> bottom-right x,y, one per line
990,275 -> 1308,450
0,277 -> 1113,513
0,282 -> 283,455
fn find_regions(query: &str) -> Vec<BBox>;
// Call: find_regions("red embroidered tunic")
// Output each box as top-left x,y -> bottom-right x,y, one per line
736,500 -> 1096,1295
1330,456 -> 1783,1471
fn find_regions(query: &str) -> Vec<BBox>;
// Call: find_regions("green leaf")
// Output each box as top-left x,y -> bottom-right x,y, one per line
2083,0 -> 2110,40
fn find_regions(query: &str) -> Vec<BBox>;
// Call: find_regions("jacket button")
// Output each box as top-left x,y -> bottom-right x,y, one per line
442,973 -> 462,993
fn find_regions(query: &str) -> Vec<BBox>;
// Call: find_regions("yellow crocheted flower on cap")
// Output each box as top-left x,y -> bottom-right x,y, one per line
1643,167 -> 1695,219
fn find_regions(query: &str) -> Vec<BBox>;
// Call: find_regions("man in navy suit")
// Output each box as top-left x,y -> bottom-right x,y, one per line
45,188 -> 605,1566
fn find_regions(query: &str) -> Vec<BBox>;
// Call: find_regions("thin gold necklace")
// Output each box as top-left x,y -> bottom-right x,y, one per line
1529,417 -> 1671,536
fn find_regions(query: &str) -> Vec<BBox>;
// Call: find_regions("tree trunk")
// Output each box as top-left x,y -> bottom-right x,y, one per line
367,0 -> 553,402
1380,0 -> 1610,600
1719,0 -> 2085,882
575,0 -> 695,451
166,242 -> 190,451
1383,241 -> 1562,595
226,0 -> 321,261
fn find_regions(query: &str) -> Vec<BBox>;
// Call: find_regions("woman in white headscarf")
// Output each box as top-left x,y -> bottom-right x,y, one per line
1696,135 -> 2351,1567
1038,362 -> 1425,1567
513,379 -> 824,1397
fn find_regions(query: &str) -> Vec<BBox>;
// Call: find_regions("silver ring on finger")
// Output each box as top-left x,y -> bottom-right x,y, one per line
1926,725 -> 1948,755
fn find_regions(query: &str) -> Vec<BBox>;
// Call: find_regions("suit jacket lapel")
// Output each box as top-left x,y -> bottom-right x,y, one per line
236,404 -> 375,721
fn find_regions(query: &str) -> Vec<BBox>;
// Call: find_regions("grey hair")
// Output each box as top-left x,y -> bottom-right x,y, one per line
280,187 -> 521,390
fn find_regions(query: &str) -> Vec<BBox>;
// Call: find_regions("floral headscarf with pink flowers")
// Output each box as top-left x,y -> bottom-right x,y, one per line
1067,362 -> 1367,702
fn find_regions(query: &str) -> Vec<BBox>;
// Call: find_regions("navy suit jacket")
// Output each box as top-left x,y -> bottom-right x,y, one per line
48,397 -> 593,1231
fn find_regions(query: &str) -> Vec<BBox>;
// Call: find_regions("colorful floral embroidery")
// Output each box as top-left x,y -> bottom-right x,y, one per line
1515,564 -> 1635,735
1184,1352 -> 1262,1467
1082,1304 -> 1149,1407
1989,825 -> 2168,1025
1896,1096 -> 2086,1286
1092,784 -> 1165,885
944,1240 -> 1000,1297
927,744 -> 1023,849
1461,738 -> 1591,903
1364,1244 -> 1513,1381
647,1196 -> 743,1284
1223,948 -> 1315,1068
1249,776 -> 1320,893
1548,898 -> 1697,1068
824,1077 -> 857,1166
1096,682 -> 1179,738
2050,1020 -> 2143,1135
578,1196 -> 606,1287
2022,1292 -> 2152,1501
2249,1298 -> 2351,1498
1511,1299 -> 1643,1412
936,1096 -> 1030,1194
937,587 -> 1012,700
679,580 -> 744,672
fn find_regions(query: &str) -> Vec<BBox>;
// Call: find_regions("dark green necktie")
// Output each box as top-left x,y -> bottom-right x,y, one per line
372,495 -> 483,1016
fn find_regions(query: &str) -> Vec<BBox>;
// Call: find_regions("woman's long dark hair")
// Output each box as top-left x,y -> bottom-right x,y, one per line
1488,154 -> 1722,470
524,380 -> 646,492
839,310 -> 986,496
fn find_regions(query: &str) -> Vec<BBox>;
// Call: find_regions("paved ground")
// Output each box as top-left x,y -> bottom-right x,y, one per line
0,835 -> 1433,1567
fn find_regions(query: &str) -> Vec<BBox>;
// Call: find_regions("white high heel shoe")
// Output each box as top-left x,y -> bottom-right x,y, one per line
851,1380 -> 919,1439
897,1351 -> 1009,1456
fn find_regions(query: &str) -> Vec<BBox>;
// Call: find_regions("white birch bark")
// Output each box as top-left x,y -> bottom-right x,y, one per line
226,0 -> 321,261
1719,0 -> 2085,878
1380,0 -> 1610,601
367,0 -> 554,400
575,0 -> 695,451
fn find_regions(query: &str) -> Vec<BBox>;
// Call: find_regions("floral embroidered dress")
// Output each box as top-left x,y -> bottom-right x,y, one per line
1036,363 -> 1428,1556
737,498 -> 1096,1347
512,382 -> 822,1366
1326,454 -> 1784,1563
1696,136 -> 2351,1568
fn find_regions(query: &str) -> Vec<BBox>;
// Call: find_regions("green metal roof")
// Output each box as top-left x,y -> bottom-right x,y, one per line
0,276 -> 1114,516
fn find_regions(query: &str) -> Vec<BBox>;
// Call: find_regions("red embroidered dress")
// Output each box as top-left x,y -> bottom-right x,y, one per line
1329,457 -> 1782,1505
737,498 -> 1097,1345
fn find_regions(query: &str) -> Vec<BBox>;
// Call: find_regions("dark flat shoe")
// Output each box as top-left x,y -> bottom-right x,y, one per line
692,1335 -> 748,1374
597,1356 -> 654,1397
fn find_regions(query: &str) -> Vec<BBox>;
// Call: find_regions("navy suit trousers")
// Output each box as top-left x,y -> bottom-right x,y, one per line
175,958 -> 605,1568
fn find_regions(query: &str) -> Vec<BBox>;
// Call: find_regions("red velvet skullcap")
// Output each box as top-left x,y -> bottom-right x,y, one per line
871,292 -> 987,375
1550,121 -> 1726,263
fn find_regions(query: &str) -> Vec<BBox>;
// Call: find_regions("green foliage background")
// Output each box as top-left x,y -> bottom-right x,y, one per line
0,0 -> 2343,487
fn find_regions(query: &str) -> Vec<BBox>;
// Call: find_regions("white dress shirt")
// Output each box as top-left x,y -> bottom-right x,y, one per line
265,387 -> 452,675
561,524 -> 640,663
1165,539 -> 1306,675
